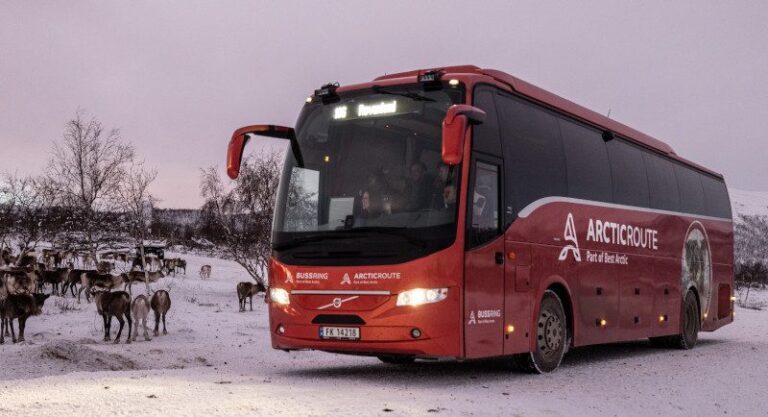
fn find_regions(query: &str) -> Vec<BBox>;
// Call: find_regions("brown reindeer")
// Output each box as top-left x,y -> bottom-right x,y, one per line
176,259 -> 187,275
40,267 -> 70,295
237,281 -> 266,312
125,270 -> 164,294
199,265 -> 212,279
61,268 -> 89,297
91,288 -> 132,344
1,293 -> 50,344
78,271 -> 126,303
131,295 -> 152,342
150,290 -> 171,336
96,260 -> 115,274
2,270 -> 38,294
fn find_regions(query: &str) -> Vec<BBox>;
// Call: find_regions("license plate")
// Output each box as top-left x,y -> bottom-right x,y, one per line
319,326 -> 360,340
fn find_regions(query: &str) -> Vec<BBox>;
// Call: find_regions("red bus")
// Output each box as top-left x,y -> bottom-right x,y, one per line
226,65 -> 734,372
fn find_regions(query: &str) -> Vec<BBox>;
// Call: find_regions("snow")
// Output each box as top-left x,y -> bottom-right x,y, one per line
1,252 -> 767,416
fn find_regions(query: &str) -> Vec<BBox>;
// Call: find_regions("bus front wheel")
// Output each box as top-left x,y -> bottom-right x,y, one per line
513,289 -> 568,373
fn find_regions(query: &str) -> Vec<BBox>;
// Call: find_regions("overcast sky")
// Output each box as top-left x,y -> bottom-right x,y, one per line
1,1 -> 766,208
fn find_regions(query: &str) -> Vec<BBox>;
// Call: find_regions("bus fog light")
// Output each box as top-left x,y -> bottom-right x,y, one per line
411,328 -> 422,338
270,288 -> 290,305
396,288 -> 448,307
277,324 -> 286,334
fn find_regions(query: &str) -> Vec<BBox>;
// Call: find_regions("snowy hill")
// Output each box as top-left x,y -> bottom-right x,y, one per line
730,188 -> 768,219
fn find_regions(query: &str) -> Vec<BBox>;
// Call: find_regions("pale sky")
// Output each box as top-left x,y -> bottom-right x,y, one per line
1,1 -> 766,208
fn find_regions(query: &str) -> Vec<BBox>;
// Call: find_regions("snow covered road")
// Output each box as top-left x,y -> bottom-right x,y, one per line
1,253 -> 766,417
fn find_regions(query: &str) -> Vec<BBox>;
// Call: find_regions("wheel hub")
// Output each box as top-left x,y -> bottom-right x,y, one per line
538,310 -> 563,353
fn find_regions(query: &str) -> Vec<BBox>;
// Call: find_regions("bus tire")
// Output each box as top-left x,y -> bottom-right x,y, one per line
670,290 -> 700,349
377,355 -> 415,365
513,289 -> 568,373
649,290 -> 700,349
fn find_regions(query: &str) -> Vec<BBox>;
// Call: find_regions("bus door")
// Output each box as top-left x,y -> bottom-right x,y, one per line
464,156 -> 505,358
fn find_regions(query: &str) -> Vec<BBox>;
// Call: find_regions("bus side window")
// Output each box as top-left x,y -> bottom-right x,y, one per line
468,161 -> 501,248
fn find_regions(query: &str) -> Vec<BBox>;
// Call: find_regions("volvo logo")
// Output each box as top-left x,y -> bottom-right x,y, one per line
317,295 -> 360,310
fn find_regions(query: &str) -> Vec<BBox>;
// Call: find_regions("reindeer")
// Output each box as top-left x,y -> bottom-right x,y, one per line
131,294 -> 152,342
96,260 -> 115,274
116,252 -> 129,264
176,259 -> 187,275
162,258 -> 178,276
2,270 -> 38,294
40,267 -> 70,295
199,265 -> 212,280
78,252 -> 95,269
61,268 -> 89,297
91,287 -> 132,344
150,290 -> 171,336
1,293 -> 51,344
125,270 -> 164,294
237,281 -> 266,312
78,271 -> 127,303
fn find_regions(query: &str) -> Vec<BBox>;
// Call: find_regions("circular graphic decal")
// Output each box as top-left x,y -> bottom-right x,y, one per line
681,221 -> 712,314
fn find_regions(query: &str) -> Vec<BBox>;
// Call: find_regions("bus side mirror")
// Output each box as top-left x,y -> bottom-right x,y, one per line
227,125 -> 296,179
442,105 -> 486,165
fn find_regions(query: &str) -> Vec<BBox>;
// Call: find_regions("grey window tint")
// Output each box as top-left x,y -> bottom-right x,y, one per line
607,139 -> 650,207
497,94 -> 566,215
701,175 -> 732,218
675,165 -> 706,215
559,118 -> 612,202
643,152 -> 680,212
469,162 -> 500,248
471,86 -> 502,157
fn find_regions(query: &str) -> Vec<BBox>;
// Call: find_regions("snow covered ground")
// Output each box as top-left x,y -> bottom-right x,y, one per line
1,252 -> 767,416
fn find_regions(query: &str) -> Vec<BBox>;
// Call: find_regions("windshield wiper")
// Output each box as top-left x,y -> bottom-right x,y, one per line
372,86 -> 435,102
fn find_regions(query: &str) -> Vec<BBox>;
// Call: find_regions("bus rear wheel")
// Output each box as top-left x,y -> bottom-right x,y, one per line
377,355 -> 415,365
513,290 -> 568,373
650,290 -> 700,349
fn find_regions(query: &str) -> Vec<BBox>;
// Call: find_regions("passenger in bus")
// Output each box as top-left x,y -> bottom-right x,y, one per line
431,162 -> 455,209
442,184 -> 457,212
407,161 -> 434,210
358,191 -> 381,219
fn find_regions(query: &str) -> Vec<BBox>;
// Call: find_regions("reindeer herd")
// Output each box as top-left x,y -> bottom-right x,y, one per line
1,247 -> 268,347
0,247 -> 181,344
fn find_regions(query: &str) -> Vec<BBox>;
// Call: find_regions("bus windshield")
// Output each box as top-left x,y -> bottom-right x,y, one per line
272,83 -> 464,265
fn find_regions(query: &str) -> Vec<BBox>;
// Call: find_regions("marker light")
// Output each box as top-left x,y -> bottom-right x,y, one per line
659,315 -> 667,322
703,313 -> 708,319
600,319 -> 607,327
323,155 -> 330,163
306,96 -> 313,103
396,288 -> 448,307
730,295 -> 736,302
448,79 -> 460,86
270,288 -> 290,305
506,325 -> 515,333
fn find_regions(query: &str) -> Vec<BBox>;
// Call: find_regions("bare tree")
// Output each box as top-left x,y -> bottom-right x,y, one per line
116,162 -> 158,296
0,174 -> 59,263
48,110 -> 134,257
734,213 -> 768,264
199,152 -> 281,286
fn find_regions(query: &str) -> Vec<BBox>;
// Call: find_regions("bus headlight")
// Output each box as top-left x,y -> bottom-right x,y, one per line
270,288 -> 290,305
396,288 -> 448,307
